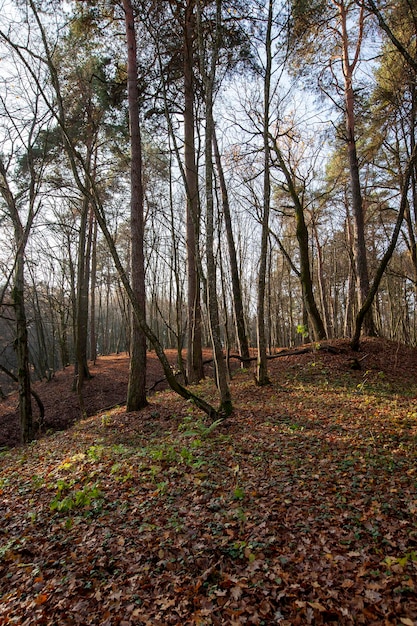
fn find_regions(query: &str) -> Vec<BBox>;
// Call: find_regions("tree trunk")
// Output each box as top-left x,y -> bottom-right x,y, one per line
184,0 -> 204,384
198,0 -> 232,415
213,130 -> 250,365
168,157 -> 186,376
90,210 -> 98,363
14,256 -> 34,443
339,0 -> 375,337
123,0 -> 148,411
256,0 -> 273,386
312,219 -> 331,338
0,159 -> 34,443
271,143 -> 327,341
73,185 -> 92,399
406,83 -> 417,283
351,144 -> 417,349
26,0 -> 220,420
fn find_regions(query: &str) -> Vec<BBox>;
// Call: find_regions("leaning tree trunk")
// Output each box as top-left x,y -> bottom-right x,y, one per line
351,145 -> 417,349
272,145 -> 327,341
123,0 -> 148,411
28,0 -> 220,420
198,0 -> 232,415
213,130 -> 250,365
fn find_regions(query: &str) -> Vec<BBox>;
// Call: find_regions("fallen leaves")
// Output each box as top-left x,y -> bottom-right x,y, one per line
1,339 -> 417,624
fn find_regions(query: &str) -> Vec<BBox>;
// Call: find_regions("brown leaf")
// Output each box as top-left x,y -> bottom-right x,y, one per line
308,601 -> 326,612
364,589 -> 382,603
35,593 -> 48,605
230,586 -> 242,601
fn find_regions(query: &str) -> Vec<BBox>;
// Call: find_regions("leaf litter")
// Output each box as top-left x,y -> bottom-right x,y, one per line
0,338 -> 417,625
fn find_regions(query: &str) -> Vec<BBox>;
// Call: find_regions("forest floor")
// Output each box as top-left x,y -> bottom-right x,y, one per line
0,337 -> 417,625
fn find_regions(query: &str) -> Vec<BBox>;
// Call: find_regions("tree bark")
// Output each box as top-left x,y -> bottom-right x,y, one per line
271,142 -> 327,341
199,0 -> 232,415
351,144 -> 417,349
73,145 -> 93,400
13,256 -> 34,443
256,0 -> 273,386
89,210 -> 98,363
184,0 -> 204,384
338,0 -> 375,336
213,130 -> 250,365
0,159 -> 34,443
123,0 -> 148,411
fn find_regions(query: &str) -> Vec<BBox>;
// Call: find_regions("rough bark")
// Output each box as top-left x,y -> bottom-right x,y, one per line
13,259 -> 34,443
199,0 -> 232,415
184,0 -> 204,384
338,0 -> 375,336
123,0 -> 148,411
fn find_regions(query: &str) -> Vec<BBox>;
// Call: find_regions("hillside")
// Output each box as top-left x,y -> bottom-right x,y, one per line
0,338 -> 416,624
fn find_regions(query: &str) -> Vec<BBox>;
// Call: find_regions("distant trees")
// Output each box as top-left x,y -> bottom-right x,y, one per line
1,0 -> 417,438
0,66 -> 49,441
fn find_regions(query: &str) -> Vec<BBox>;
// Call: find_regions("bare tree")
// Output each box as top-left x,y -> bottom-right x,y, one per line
213,129 -> 250,365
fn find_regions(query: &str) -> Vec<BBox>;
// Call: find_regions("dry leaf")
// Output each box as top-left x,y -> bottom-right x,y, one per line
35,594 -> 48,605
230,586 -> 242,601
308,601 -> 326,612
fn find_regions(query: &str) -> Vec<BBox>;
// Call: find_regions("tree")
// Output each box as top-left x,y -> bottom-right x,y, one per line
361,0 -> 417,74
213,129 -> 250,364
183,0 -> 205,383
0,79 -> 49,441
349,0 -> 417,347
336,0 -> 375,336
0,159 -> 34,443
289,0 -> 376,337
256,0 -> 274,385
197,0 -> 232,414
21,0 -> 222,419
270,137 -> 327,341
350,143 -> 417,348
123,0 -> 148,411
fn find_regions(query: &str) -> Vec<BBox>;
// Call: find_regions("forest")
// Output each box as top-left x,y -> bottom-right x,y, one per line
0,2 -> 417,623
0,0 -> 416,440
